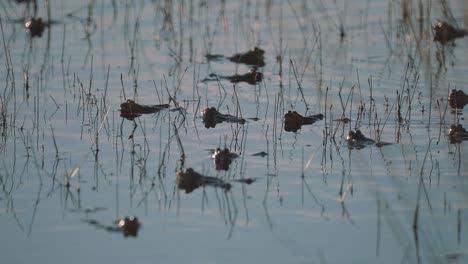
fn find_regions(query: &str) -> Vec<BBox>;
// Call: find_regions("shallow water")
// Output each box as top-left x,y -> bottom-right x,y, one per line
1,0 -> 468,263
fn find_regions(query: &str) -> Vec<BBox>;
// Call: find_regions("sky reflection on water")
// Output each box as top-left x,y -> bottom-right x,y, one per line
1,0 -> 468,263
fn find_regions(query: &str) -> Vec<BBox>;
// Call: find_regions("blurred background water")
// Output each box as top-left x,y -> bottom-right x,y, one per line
0,0 -> 468,263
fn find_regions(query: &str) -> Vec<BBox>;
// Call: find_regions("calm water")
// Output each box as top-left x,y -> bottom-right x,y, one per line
1,0 -> 468,263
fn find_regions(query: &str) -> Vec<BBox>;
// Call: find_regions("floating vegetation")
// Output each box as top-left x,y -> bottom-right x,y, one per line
251,151 -> 268,157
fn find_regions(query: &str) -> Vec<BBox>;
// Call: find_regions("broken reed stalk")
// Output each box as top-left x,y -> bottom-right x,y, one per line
334,84 -> 354,138
103,65 -> 110,111
0,17 -> 16,143
356,69 -> 363,107
413,139 -> 433,232
215,76 -> 227,109
172,122 -> 185,164
232,83 -> 243,119
289,59 -> 309,110
404,74 -> 419,122
61,24 -> 67,92
367,75 -> 374,129
120,73 -> 127,100
323,86 -> 328,139
174,67 -> 188,106
152,80 -> 162,103
377,96 -> 396,142
50,125 -> 59,159
427,75 -> 432,135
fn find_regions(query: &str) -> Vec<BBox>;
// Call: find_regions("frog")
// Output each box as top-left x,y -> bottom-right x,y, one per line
433,21 -> 467,44
120,99 -> 170,120
448,89 -> 468,109
212,147 -> 238,171
201,107 -> 246,128
283,111 -> 324,132
176,168 -> 231,193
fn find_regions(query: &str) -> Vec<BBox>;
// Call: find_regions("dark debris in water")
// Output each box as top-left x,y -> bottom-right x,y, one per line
446,252 -> 465,261
283,111 -> 324,133
334,117 -> 351,123
252,151 -> 268,157
232,178 -> 257,185
12,0 -> 33,3
70,207 -> 107,214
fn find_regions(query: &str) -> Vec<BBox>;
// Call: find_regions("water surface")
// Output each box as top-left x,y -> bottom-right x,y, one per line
1,0 -> 468,263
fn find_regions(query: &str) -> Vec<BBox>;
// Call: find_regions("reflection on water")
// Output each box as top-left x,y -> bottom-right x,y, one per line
1,0 -> 468,263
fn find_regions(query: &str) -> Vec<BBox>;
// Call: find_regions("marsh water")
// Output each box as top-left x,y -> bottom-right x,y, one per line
1,0 -> 468,263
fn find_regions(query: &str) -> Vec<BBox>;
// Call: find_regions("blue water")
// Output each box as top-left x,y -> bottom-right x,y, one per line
1,0 -> 468,263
